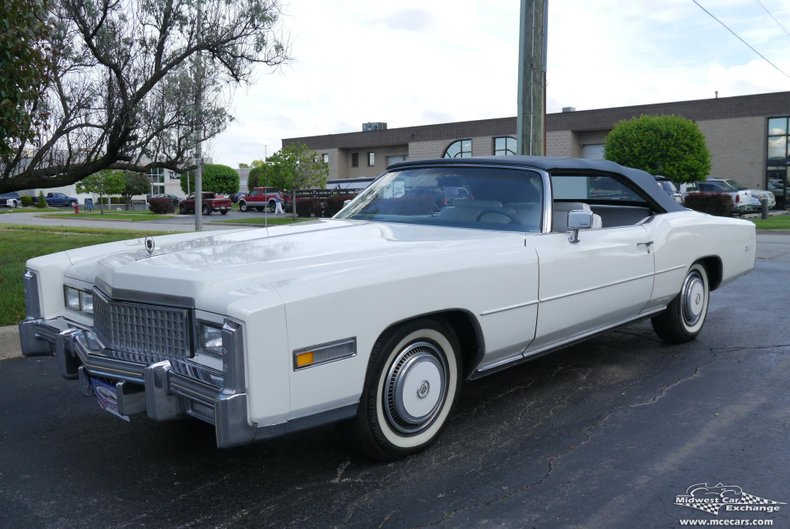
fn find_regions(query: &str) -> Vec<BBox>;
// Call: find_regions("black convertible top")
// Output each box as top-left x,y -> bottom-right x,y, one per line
388,156 -> 686,213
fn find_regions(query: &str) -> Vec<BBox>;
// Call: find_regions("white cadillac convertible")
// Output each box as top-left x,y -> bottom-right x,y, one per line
19,157 -> 756,460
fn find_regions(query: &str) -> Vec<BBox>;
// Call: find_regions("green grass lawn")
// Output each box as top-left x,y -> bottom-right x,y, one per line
0,225 -> 169,326
751,214 -> 790,230
40,208 -> 171,222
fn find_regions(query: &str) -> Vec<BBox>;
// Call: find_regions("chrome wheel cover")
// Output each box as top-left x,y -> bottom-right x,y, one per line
681,271 -> 706,327
383,341 -> 448,435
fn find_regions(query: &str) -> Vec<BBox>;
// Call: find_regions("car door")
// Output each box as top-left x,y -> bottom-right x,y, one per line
527,226 -> 655,354
525,173 -> 657,356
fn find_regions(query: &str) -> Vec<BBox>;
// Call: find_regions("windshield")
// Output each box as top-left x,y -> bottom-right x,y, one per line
335,166 -> 544,232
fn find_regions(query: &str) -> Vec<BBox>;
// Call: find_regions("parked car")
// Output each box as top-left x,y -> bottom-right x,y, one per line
707,178 -> 775,209
178,192 -> 231,215
681,181 -> 753,214
0,191 -> 21,208
19,157 -> 756,460
238,187 -> 291,212
32,192 -> 79,208
655,176 -> 683,204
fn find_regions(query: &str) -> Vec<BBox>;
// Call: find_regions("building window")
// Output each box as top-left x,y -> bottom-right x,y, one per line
147,167 -> 165,195
494,136 -> 516,156
443,139 -> 472,158
367,152 -> 375,166
352,153 -> 359,167
322,153 -> 329,164
767,116 -> 789,207
386,155 -> 407,166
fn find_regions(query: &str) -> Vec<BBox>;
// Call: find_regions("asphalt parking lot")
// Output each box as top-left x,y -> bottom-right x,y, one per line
0,234 -> 788,529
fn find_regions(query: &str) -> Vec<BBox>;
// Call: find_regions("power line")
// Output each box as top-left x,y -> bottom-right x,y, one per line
691,0 -> 790,79
754,0 -> 790,39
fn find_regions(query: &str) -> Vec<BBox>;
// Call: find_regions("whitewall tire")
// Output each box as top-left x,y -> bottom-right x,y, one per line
352,318 -> 462,461
652,262 -> 710,343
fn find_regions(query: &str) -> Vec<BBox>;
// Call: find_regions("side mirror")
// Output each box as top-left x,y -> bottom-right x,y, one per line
567,209 -> 593,244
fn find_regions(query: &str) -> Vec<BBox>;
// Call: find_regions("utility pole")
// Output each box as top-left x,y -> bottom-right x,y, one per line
194,0 -> 204,231
516,0 -> 548,156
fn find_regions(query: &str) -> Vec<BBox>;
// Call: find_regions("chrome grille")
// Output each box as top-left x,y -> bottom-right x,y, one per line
93,290 -> 192,359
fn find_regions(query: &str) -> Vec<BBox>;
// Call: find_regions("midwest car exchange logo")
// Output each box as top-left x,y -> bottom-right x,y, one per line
675,483 -> 785,516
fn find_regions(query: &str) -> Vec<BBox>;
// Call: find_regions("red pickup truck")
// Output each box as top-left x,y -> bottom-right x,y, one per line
178,192 -> 232,215
238,187 -> 291,212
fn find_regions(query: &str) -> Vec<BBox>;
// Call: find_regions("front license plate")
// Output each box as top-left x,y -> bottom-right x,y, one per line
91,378 -> 130,422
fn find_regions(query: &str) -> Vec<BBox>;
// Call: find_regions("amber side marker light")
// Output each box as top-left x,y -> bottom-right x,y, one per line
293,337 -> 357,370
295,351 -> 315,368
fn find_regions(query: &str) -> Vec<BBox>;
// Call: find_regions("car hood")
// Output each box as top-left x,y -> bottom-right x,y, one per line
67,220 -> 522,313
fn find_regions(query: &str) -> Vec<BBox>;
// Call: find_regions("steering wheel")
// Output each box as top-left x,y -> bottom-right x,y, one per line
475,209 -> 519,223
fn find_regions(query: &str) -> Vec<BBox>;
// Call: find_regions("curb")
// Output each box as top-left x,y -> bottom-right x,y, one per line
0,325 -> 22,361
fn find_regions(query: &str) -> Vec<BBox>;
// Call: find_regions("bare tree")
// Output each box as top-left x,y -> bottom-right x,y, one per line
0,0 -> 289,192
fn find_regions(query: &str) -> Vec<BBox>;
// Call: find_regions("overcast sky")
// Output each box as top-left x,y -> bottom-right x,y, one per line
207,0 -> 790,167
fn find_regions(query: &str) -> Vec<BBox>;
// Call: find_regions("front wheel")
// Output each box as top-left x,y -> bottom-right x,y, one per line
239,201 -> 248,212
651,262 -> 709,343
220,209 -> 228,215
202,205 -> 211,216
179,204 -> 187,214
351,318 -> 462,461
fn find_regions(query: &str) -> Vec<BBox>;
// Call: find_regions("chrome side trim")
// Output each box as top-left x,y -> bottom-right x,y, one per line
471,307 -> 666,379
479,300 -> 539,317
540,272 -> 655,303
656,264 -> 686,275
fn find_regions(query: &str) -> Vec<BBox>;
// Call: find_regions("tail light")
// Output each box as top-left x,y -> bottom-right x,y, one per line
735,194 -> 740,203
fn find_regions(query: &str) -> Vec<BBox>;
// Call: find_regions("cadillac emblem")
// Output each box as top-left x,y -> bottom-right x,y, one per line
144,236 -> 156,255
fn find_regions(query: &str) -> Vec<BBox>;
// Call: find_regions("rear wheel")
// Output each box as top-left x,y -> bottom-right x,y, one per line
239,201 -> 248,212
202,204 -> 211,215
651,262 -> 709,343
351,318 -> 462,461
179,204 -> 187,214
220,209 -> 228,215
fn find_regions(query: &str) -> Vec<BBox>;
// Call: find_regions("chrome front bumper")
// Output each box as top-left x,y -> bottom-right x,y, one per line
18,317 -> 255,448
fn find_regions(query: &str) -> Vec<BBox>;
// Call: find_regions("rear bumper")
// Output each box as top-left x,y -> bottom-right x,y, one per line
18,317 -> 255,448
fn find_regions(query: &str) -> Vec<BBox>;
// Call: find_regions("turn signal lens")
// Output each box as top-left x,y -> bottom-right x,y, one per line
295,351 -> 315,368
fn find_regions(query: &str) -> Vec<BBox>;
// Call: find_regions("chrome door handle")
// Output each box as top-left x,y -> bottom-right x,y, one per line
637,241 -> 654,254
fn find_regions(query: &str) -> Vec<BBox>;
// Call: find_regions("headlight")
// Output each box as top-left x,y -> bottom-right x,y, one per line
198,322 -> 224,358
64,286 -> 94,315
79,291 -> 94,314
65,286 -> 80,310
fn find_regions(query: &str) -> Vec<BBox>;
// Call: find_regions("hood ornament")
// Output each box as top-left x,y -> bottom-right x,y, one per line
144,236 -> 156,255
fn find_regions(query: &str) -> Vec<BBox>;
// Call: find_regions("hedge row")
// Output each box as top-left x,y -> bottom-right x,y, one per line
684,193 -> 734,216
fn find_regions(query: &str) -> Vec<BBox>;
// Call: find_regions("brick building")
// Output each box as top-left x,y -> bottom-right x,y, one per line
284,91 -> 790,194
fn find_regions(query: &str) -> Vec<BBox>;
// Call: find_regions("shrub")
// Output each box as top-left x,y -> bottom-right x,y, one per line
684,193 -> 733,216
36,191 -> 46,208
20,196 -> 33,207
604,115 -> 711,186
325,194 -> 355,217
148,197 -> 176,214
181,164 -> 239,195
295,198 -> 317,217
